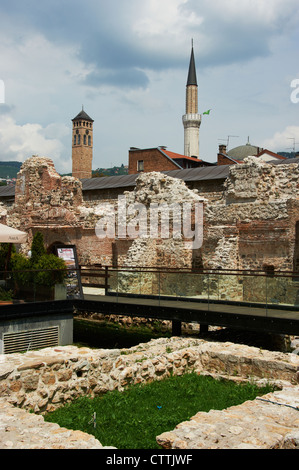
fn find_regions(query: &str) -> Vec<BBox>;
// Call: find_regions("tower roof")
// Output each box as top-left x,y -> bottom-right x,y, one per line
187,46 -> 197,86
72,109 -> 94,122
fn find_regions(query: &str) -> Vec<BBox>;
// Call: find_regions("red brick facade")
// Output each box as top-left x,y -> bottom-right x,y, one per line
128,148 -> 180,175
128,147 -> 212,175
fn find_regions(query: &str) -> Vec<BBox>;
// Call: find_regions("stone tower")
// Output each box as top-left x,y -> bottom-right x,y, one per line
182,44 -> 201,158
72,108 -> 94,179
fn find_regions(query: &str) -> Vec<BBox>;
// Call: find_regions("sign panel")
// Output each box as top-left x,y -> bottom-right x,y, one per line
54,245 -> 83,299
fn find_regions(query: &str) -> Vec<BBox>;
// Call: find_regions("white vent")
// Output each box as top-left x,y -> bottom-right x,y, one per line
3,326 -> 59,354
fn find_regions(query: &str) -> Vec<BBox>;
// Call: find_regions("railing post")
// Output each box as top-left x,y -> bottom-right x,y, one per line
104,266 -> 109,296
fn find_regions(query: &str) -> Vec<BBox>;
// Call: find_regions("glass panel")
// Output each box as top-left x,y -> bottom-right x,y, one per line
243,273 -> 266,304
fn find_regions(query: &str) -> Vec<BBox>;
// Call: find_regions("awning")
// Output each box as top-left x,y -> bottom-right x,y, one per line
0,223 -> 27,243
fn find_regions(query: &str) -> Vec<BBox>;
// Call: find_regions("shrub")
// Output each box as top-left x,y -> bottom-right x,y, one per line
0,286 -> 13,300
11,232 -> 67,289
10,252 -> 31,287
0,243 -> 16,271
30,232 -> 46,266
33,253 -> 67,287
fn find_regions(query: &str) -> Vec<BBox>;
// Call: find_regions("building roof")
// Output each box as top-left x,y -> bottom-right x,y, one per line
187,46 -> 197,86
1,158 -> 297,200
163,149 -> 214,166
72,109 -> 94,122
227,141 -> 260,160
0,184 -> 15,197
81,164 -> 230,191
257,149 -> 286,160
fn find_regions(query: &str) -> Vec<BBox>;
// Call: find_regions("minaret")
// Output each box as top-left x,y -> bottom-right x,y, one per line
72,108 -> 94,179
182,43 -> 201,158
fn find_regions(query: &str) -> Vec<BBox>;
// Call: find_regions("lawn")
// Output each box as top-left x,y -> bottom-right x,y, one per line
44,372 -> 276,449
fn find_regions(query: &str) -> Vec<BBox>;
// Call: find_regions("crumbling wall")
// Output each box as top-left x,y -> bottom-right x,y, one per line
204,157 -> 299,272
2,155 -> 299,275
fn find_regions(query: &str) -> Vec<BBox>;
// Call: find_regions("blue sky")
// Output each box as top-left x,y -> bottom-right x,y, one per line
0,0 -> 298,173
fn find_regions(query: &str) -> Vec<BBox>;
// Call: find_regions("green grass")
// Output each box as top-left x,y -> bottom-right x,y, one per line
44,372 -> 276,449
73,318 -> 171,350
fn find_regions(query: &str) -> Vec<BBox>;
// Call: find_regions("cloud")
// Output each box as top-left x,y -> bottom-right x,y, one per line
0,116 -> 71,172
262,126 -> 299,153
1,0 -> 298,92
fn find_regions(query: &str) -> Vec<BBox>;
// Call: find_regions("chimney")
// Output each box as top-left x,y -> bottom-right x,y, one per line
219,144 -> 227,154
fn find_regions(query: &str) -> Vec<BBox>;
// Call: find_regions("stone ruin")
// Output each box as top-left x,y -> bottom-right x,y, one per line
0,337 -> 299,449
0,154 -> 299,303
1,154 -> 298,274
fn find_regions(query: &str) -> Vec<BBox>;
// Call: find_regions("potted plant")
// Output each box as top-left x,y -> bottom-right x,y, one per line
11,232 -> 67,301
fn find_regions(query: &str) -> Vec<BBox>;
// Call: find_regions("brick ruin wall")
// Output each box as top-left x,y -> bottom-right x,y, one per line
1,155 -> 299,277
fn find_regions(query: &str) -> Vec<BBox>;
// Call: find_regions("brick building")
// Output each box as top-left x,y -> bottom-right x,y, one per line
128,146 -> 213,175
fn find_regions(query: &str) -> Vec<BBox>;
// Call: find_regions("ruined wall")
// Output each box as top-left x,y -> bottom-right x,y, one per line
2,155 -> 299,275
1,337 -> 298,415
204,157 -> 299,272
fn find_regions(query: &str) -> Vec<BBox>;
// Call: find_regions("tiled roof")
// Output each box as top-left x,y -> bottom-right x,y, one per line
72,110 -> 94,122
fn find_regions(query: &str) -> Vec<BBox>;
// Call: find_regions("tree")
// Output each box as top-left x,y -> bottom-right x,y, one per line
30,232 -> 46,265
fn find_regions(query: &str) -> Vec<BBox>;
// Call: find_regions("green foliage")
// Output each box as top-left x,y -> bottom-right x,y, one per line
44,372 -> 276,449
30,232 -> 46,266
0,286 -> 13,300
73,318 -> 171,350
33,253 -> 67,287
0,243 -> 16,271
0,162 -> 22,178
10,232 -> 67,289
10,252 -> 31,286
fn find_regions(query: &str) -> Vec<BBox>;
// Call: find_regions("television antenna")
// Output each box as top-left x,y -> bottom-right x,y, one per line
218,135 -> 239,149
287,137 -> 298,155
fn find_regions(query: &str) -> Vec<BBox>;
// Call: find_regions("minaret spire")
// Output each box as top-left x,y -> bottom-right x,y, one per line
187,41 -> 197,87
182,42 -> 201,158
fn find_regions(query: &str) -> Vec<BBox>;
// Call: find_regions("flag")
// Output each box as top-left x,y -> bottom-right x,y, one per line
203,109 -> 211,115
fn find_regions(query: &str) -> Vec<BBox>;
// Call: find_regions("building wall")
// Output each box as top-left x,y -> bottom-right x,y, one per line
128,148 -> 179,175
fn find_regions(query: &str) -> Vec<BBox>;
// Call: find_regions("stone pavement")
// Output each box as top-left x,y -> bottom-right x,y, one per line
0,398 -> 114,449
156,385 -> 299,449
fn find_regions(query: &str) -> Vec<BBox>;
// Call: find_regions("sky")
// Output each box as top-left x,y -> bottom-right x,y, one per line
0,0 -> 298,174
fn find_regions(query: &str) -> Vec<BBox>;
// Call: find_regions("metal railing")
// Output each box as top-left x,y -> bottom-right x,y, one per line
1,265 -> 299,312
80,265 -> 299,311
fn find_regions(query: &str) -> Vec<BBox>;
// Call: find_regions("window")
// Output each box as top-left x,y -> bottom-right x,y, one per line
73,135 -> 76,145
88,136 -> 91,146
137,160 -> 144,172
78,134 -> 81,145
84,134 -> 86,145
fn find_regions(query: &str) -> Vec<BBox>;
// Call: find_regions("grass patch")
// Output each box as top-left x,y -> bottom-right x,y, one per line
44,372 -> 276,449
73,318 -> 171,350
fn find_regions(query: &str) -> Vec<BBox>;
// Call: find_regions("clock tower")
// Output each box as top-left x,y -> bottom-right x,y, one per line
72,108 -> 94,179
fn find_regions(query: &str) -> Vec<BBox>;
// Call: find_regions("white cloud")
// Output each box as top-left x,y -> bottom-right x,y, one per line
262,126 -> 299,153
0,116 -> 71,172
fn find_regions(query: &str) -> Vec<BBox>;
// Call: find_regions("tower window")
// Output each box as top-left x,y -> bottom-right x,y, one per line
88,136 -> 91,146
84,134 -> 86,145
74,135 -> 76,145
78,134 -> 81,145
